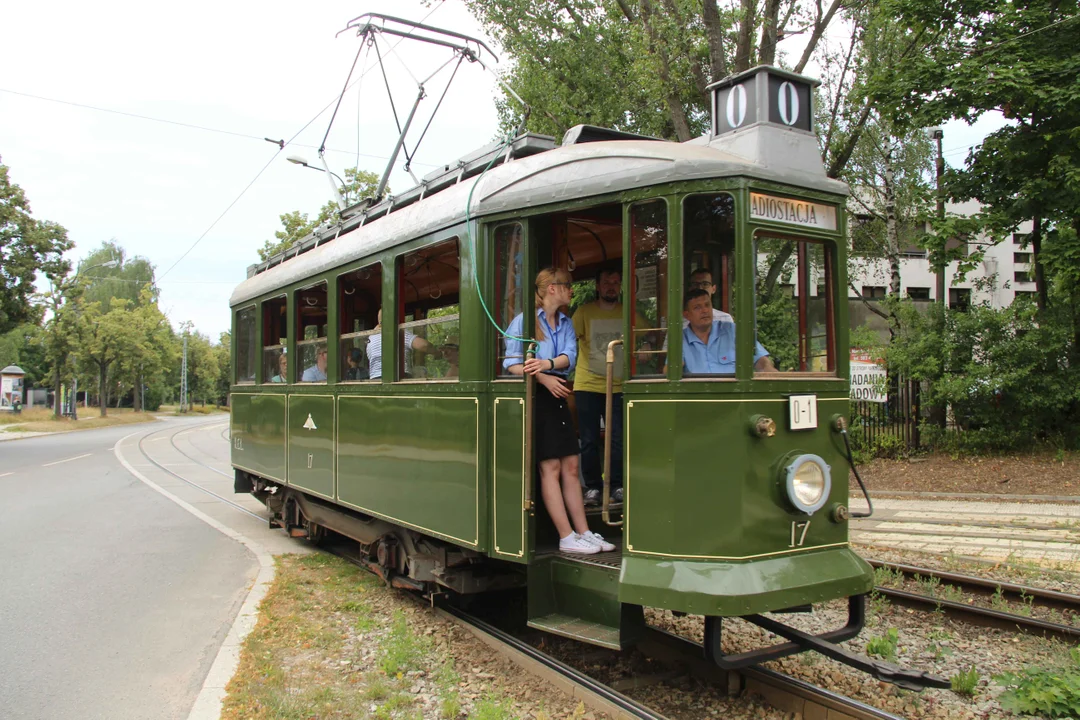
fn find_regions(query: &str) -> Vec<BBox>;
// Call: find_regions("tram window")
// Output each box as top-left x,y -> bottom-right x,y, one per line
296,282 -> 328,383
754,235 -> 836,374
397,237 -> 460,381
235,306 -> 256,384
262,295 -> 288,383
338,263 -> 381,382
630,200 -> 667,378
494,223 -> 524,379
678,193 -> 739,377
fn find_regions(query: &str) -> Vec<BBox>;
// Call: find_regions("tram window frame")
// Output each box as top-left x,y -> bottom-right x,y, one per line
493,223 -> 525,380
672,192 -> 741,380
338,263 -> 382,383
752,232 -> 837,376
295,281 -> 329,384
628,199 -> 668,379
235,305 -> 256,384
395,237 -> 461,382
262,295 -> 289,384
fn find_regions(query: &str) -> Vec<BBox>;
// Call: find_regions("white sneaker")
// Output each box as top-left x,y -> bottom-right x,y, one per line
559,533 -> 600,554
581,531 -> 616,552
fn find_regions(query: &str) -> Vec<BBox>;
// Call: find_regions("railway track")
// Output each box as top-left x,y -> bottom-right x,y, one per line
130,423 -> 918,720
870,559 -> 1080,643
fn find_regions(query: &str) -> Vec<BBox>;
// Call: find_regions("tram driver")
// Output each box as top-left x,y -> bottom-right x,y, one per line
680,289 -> 775,374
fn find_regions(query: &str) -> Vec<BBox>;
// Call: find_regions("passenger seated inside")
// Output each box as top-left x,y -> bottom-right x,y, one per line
440,336 -> 460,379
344,348 -> 368,380
270,352 -> 287,383
681,289 -> 775,374
367,309 -> 438,379
301,348 -> 328,382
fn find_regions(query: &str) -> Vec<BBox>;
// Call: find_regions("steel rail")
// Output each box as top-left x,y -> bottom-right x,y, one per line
870,559 -> 1080,613
639,627 -> 906,720
168,422 -> 233,478
135,423 -> 266,523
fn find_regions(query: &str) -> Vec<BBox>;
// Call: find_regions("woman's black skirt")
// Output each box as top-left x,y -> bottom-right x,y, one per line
534,379 -> 579,461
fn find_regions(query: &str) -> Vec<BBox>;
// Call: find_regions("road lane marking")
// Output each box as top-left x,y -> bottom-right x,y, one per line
42,453 -> 92,467
0,472 -> 13,478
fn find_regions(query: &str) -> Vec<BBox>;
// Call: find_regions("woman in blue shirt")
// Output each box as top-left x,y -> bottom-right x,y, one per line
504,268 -> 615,555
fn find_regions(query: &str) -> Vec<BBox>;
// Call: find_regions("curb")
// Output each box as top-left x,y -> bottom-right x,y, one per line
113,426 -> 274,720
854,489 -> 1080,503
0,415 -> 167,442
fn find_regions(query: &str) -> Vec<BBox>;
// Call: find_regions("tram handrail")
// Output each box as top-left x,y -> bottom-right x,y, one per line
602,339 -> 624,527
523,348 -> 536,515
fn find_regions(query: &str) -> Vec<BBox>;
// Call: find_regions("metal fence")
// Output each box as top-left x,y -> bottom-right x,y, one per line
851,378 -> 921,452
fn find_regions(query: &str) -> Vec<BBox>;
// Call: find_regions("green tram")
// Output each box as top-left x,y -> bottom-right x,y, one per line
230,66 -> 928,684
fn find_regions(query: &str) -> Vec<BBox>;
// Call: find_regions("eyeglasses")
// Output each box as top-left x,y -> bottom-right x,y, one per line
688,281 -> 714,289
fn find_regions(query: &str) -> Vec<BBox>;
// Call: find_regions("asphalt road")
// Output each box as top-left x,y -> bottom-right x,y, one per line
0,416 -> 257,720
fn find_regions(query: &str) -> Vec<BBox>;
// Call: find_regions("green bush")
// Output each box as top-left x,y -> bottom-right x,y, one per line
995,665 -> 1080,717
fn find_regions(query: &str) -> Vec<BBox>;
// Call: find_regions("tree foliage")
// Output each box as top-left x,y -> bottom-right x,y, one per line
77,241 -> 159,307
0,157 -> 72,333
258,168 -> 381,261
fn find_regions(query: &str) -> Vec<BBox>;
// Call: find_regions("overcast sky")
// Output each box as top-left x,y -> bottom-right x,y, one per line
1,1 -> 1002,340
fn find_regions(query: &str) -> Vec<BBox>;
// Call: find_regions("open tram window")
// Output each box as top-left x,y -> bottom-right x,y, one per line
262,295 -> 288,383
754,235 -> 836,374
236,306 -> 256,384
396,237 -> 460,381
338,263 -> 382,382
678,193 -> 743,377
296,282 -> 328,383
494,223 -> 524,379
630,200 -> 667,378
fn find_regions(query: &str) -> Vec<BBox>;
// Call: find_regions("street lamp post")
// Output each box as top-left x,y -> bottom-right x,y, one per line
286,155 -> 348,209
930,128 -> 946,307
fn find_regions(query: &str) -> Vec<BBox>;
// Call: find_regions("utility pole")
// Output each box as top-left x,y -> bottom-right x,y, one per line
180,331 -> 188,414
932,128 -> 946,306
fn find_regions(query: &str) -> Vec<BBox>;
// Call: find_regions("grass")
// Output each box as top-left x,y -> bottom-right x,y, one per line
221,553 -> 528,720
1,408 -> 160,433
158,403 -> 229,415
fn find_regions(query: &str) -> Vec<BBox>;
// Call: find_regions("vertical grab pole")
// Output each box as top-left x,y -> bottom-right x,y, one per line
522,347 -> 536,514
602,339 -> 624,527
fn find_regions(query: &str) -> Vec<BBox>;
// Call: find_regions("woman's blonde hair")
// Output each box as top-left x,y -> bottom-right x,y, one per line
534,267 -> 572,341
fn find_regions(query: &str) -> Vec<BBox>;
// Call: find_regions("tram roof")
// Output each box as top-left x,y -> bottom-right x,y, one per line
231,136 -> 849,307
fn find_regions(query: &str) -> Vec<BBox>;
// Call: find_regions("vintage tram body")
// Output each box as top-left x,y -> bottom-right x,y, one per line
230,66 -> 882,673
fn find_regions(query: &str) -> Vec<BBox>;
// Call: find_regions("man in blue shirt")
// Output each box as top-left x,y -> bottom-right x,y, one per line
681,289 -> 774,374
301,348 -> 328,382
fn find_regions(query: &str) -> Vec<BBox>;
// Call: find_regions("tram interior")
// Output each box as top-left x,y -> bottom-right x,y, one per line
398,237 -> 461,380
339,264 -> 382,381
262,295 -> 288,383
296,283 -> 328,382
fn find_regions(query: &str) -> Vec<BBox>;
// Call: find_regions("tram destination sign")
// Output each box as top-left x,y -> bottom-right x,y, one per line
750,193 -> 836,231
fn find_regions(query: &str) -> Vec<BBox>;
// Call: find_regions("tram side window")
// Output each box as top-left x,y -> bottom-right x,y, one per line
339,264 -> 382,382
679,193 -> 741,377
494,223 -> 524,379
262,295 -> 288,383
630,200 -> 668,378
754,235 -> 835,374
236,306 -> 256,384
397,237 -> 460,380
296,282 -> 328,383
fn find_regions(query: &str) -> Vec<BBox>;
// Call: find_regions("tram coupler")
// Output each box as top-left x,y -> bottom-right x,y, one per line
704,595 -> 950,691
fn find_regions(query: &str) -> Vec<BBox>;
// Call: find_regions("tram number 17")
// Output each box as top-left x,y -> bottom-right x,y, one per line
789,520 -> 811,547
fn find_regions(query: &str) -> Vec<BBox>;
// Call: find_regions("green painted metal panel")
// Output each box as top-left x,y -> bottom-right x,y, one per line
492,397 -> 528,562
619,547 -> 873,615
230,392 -> 286,482
337,394 -> 480,548
624,396 -> 851,559
288,394 -> 335,499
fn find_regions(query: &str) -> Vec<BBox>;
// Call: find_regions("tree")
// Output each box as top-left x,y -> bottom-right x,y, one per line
463,0 -> 846,142
213,331 -> 231,406
111,289 -> 176,412
78,241 -> 159,307
258,168 -> 381,261
78,297 -> 136,417
0,157 -> 72,333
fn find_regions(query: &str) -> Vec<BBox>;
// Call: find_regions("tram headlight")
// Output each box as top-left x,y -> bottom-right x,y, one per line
783,454 -> 832,514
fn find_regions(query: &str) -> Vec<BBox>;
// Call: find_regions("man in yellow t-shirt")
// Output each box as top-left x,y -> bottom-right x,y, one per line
572,266 -> 648,507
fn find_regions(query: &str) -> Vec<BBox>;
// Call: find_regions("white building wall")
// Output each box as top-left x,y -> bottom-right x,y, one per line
847,201 -> 1036,308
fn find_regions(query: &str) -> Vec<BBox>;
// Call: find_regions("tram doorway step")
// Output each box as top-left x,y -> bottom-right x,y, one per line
526,555 -> 643,650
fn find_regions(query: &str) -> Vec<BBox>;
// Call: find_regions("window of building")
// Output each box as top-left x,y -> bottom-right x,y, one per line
1013,232 -> 1028,246
1013,290 -> 1036,302
1014,270 -> 1033,283
949,287 -> 971,311
494,223 -> 524,379
296,282 -> 328,383
907,287 -> 931,301
262,295 -> 288,383
1013,252 -> 1031,265
862,285 -> 886,299
630,199 -> 668,378
235,306 -> 256,384
396,238 -> 460,381
339,264 -> 382,382
754,235 -> 835,374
